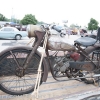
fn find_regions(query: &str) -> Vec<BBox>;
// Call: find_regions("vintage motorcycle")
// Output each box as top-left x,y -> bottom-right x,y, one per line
0,25 -> 100,95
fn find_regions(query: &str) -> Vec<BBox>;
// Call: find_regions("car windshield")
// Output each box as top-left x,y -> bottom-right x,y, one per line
54,25 -> 63,29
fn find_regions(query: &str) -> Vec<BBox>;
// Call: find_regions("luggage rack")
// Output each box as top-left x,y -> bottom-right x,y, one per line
92,27 -> 100,61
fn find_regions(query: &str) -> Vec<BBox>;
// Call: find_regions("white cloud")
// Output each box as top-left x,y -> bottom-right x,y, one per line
0,0 -> 100,26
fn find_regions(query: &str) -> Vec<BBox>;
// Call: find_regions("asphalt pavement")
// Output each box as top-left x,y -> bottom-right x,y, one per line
2,35 -> 98,100
0,37 -> 33,52
0,35 -> 81,53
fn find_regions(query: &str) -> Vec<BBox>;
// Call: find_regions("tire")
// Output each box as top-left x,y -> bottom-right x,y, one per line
85,35 -> 88,37
0,48 -> 44,95
15,35 -> 22,40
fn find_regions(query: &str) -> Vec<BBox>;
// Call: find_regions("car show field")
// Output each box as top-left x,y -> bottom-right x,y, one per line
0,73 -> 100,100
0,0 -> 100,99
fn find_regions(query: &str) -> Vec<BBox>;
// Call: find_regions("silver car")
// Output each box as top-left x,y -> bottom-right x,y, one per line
0,27 -> 28,40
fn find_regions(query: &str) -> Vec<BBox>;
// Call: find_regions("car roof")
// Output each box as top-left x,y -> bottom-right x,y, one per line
1,27 -> 19,31
3,27 -> 14,28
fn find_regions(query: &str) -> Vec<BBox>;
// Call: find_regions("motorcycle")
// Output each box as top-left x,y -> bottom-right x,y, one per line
0,25 -> 100,95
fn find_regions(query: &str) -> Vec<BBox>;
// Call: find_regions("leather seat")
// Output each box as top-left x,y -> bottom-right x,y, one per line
74,37 -> 96,47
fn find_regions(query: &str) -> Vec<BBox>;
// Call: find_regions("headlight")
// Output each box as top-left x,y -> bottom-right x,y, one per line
26,24 -> 43,38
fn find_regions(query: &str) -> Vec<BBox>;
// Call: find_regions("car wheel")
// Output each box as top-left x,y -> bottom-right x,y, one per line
15,35 -> 22,40
85,35 -> 88,37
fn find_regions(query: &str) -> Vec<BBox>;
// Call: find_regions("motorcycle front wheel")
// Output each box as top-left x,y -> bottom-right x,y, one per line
0,48 -> 44,95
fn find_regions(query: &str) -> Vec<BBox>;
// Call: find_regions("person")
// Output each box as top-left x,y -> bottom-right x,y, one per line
77,29 -> 80,36
68,28 -> 71,38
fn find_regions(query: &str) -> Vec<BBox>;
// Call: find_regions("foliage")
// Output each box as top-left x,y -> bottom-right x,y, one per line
70,24 -> 75,29
88,18 -> 99,30
21,14 -> 38,25
0,13 -> 8,21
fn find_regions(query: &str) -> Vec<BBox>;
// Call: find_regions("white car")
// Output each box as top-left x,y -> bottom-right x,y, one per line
0,27 -> 28,40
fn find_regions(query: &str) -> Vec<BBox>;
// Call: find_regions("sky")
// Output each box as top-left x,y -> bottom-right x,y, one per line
0,0 -> 100,27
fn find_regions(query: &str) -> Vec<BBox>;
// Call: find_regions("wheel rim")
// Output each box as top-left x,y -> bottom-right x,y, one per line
16,35 -> 21,40
0,49 -> 43,94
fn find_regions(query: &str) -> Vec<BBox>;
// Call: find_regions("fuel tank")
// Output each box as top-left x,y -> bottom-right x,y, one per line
47,35 -> 75,51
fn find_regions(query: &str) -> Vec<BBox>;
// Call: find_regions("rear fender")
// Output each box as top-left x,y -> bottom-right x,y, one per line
79,44 -> 100,61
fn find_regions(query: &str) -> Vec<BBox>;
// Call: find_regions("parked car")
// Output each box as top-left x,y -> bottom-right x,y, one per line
71,28 -> 78,35
20,25 -> 27,31
80,29 -> 88,36
51,25 -> 66,32
0,27 -> 28,40
80,29 -> 97,39
88,30 -> 97,39
50,24 -> 67,37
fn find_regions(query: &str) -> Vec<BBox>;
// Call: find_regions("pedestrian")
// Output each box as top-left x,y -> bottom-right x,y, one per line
68,28 -> 71,38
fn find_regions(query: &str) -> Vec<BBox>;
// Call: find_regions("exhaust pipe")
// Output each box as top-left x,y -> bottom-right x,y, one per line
54,74 -> 100,82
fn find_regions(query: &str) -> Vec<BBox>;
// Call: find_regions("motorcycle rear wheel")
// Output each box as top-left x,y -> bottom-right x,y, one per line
0,48 -> 44,95
79,52 -> 98,84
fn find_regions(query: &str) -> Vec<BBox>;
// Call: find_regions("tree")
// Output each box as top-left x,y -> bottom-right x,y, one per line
21,14 -> 38,25
70,24 -> 75,29
0,13 -> 8,21
88,18 -> 99,31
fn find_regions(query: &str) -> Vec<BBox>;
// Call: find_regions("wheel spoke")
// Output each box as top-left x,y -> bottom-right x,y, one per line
10,51 -> 20,68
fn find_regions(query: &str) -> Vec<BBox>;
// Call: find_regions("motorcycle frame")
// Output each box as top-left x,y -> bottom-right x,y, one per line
23,30 -> 46,69
21,30 -> 100,81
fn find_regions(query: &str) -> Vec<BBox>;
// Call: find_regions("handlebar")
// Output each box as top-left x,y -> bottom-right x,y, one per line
40,24 -> 50,31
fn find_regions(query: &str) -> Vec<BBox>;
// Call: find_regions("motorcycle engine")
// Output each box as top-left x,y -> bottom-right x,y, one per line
54,57 -> 70,73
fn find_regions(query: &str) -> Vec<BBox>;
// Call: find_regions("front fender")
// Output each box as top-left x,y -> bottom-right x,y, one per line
36,50 -> 49,82
0,46 -> 48,82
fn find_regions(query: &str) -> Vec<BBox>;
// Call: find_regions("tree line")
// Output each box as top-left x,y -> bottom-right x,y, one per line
70,18 -> 99,31
0,13 -> 45,25
0,13 -> 99,30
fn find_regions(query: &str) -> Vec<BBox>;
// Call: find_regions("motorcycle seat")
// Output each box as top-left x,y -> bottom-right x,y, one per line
74,37 -> 97,47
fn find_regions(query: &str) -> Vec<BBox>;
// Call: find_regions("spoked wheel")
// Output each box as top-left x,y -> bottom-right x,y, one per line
0,48 -> 44,95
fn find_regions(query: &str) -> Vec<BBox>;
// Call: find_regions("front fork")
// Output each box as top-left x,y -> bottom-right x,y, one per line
45,48 -> 62,81
23,31 -> 46,70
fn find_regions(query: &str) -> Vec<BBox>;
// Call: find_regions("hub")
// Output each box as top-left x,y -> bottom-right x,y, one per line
16,68 -> 25,77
